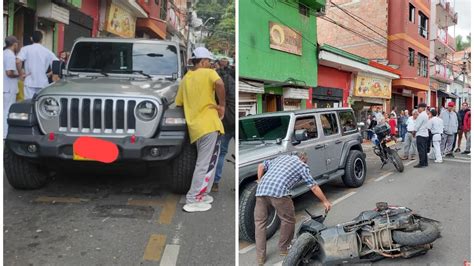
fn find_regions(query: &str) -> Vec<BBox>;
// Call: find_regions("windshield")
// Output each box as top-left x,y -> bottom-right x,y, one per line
239,115 -> 291,141
68,42 -> 178,76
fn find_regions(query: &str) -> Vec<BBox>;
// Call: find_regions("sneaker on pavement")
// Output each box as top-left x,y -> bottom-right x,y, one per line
434,160 -> 443,163
211,183 -> 219,192
461,150 -> 471,154
203,195 -> 214,204
455,148 -> 461,153
183,202 -> 212,212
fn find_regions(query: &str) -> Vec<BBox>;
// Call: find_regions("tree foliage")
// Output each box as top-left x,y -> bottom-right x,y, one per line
456,33 -> 471,51
195,0 -> 235,56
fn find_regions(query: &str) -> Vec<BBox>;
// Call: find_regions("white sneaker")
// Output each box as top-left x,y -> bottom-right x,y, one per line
183,202 -> 212,212
203,195 -> 214,204
434,160 -> 443,163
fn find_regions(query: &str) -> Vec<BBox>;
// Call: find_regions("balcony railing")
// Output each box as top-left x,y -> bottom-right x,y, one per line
436,28 -> 455,52
431,64 -> 454,83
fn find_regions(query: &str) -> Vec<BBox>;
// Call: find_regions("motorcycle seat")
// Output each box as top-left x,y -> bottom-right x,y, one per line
351,210 -> 379,223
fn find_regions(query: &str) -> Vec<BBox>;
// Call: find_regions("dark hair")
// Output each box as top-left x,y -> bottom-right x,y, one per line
32,31 -> 43,43
191,58 -> 203,66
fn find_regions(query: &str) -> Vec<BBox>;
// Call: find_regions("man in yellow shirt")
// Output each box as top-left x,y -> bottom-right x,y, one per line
176,47 -> 225,212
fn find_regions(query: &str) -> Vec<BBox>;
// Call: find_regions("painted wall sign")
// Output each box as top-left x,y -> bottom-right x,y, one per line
106,3 -> 136,38
269,22 -> 302,55
37,2 -> 70,25
354,73 -> 392,99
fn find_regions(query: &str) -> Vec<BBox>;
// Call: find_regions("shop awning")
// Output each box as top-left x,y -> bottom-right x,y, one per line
319,50 -> 400,79
437,90 -> 458,99
136,18 -> 167,39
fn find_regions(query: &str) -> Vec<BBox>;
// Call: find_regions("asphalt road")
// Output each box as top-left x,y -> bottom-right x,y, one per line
4,141 -> 235,266
239,142 -> 471,265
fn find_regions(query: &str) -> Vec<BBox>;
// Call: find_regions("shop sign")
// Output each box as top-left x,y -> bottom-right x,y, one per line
402,89 -> 412,96
283,87 -> 309,100
37,2 -> 69,25
269,22 -> 302,56
106,3 -> 136,38
354,73 -> 391,99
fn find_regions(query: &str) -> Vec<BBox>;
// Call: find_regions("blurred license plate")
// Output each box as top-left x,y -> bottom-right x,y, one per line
386,140 -> 396,147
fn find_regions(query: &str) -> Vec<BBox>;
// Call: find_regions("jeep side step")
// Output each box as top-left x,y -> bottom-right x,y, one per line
291,169 -> 345,198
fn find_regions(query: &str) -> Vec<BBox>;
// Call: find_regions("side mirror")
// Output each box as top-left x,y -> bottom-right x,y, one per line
292,129 -> 308,145
52,60 -> 62,77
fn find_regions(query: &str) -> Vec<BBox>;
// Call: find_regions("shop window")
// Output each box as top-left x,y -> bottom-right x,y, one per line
338,111 -> 357,134
408,48 -> 415,66
320,113 -> 339,136
409,4 -> 415,23
417,53 -> 428,77
295,116 -> 318,140
418,11 -> 428,39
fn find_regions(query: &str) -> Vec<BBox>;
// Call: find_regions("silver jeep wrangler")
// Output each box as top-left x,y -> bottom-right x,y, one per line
239,108 -> 367,242
5,38 -> 195,193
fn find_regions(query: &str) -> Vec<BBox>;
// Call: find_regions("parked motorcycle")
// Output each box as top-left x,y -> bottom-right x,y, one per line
368,123 -> 404,172
283,202 -> 441,266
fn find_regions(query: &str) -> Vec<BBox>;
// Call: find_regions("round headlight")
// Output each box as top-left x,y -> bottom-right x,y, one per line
135,101 -> 158,121
39,97 -> 61,119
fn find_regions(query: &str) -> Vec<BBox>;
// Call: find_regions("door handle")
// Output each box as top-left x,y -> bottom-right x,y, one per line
314,144 -> 325,150
335,140 -> 342,144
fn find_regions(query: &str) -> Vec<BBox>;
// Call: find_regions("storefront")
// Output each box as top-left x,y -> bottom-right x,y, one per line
101,1 -> 146,38
239,80 -> 263,117
312,86 -> 343,108
351,72 -> 392,121
63,8 -> 93,51
37,1 -> 70,52
283,87 -> 308,111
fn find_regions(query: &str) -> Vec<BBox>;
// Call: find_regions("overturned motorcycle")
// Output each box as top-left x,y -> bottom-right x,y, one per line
283,202 -> 441,265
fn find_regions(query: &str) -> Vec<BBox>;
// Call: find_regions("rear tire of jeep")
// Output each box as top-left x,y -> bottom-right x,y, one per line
4,146 -> 49,189
342,150 -> 367,188
171,143 -> 197,194
239,181 -> 280,242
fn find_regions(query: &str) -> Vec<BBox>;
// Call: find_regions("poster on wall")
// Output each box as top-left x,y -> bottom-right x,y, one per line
354,73 -> 392,99
106,3 -> 136,38
269,22 -> 302,55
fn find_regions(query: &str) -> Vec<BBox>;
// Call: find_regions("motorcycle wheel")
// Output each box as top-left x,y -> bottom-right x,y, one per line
388,149 -> 404,172
392,221 -> 440,246
283,233 -> 317,266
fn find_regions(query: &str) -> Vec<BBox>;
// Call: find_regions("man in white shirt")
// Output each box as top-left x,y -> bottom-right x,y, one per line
16,31 -> 58,99
413,103 -> 429,168
440,102 -> 459,157
3,36 -> 21,139
402,110 -> 418,160
427,109 -> 444,163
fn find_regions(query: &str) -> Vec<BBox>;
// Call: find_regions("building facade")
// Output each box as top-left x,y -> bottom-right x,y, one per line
317,0 -> 435,112
239,0 -> 326,116
429,0 -> 457,109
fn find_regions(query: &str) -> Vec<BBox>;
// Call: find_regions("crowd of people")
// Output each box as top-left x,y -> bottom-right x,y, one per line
366,101 -> 471,166
3,32 -> 68,138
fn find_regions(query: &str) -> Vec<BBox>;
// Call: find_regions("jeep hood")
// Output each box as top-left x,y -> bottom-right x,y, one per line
239,143 -> 287,166
38,77 -> 179,104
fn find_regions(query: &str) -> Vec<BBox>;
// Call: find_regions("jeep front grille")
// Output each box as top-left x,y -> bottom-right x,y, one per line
57,97 -> 137,134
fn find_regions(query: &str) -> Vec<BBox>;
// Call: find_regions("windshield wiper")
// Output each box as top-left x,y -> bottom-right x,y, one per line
109,69 -> 152,79
69,68 -> 108,77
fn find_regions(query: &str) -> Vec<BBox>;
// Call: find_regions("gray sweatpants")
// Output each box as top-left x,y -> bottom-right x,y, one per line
186,131 -> 221,204
466,131 -> 471,152
441,133 -> 455,155
403,132 -> 417,157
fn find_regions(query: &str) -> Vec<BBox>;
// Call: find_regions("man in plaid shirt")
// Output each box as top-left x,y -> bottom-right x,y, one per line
254,152 -> 331,265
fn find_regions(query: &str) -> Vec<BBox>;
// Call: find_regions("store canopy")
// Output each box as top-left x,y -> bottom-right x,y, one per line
437,90 -> 458,99
319,50 -> 400,80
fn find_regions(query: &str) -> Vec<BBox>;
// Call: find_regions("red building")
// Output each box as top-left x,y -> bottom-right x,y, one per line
318,0 -> 432,112
136,0 -> 167,39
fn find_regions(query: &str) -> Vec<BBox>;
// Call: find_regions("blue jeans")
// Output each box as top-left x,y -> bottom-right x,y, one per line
400,125 -> 407,140
214,132 -> 234,184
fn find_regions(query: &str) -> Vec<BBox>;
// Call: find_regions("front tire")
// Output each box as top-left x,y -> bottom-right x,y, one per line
342,150 -> 367,187
388,149 -> 404,172
283,232 -> 317,266
4,146 -> 49,189
239,181 -> 280,242
170,143 -> 197,194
